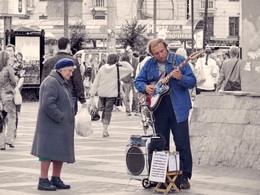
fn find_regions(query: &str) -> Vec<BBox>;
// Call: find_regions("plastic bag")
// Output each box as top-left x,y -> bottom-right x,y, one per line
195,68 -> 206,85
195,58 -> 206,85
75,107 -> 93,137
14,88 -> 22,105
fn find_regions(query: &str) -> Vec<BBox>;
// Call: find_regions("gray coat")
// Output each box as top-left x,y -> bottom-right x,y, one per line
31,70 -> 75,163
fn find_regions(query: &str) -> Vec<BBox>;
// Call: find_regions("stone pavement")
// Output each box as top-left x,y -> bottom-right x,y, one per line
0,102 -> 259,195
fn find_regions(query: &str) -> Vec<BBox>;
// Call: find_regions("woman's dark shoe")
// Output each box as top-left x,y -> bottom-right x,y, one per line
6,143 -> 14,148
0,147 -> 5,150
50,176 -> 70,189
38,178 -> 57,191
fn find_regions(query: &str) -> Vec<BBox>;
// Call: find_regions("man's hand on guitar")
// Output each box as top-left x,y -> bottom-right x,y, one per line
145,85 -> 156,95
171,66 -> 182,80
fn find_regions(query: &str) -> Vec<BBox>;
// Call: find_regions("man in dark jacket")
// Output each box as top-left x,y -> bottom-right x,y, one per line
41,37 -> 86,113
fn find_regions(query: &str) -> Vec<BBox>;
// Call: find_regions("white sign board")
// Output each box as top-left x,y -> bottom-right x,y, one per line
168,152 -> 180,172
149,151 -> 169,183
15,36 -> 41,84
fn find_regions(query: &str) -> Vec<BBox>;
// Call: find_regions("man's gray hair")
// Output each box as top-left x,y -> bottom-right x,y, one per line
229,46 -> 240,58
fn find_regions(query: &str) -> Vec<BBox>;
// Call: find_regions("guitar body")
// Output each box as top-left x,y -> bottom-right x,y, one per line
145,77 -> 171,111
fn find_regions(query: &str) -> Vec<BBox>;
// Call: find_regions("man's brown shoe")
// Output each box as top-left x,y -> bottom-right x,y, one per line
180,178 -> 190,189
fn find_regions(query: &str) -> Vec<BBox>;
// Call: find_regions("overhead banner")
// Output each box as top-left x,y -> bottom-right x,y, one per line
0,0 -> 27,16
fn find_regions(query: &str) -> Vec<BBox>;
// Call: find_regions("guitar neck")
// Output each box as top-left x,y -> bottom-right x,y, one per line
162,56 -> 190,84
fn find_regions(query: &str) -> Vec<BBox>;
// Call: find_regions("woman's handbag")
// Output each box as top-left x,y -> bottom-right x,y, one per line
114,96 -> 123,106
224,80 -> 241,91
88,97 -> 100,121
115,63 -> 123,106
224,60 -> 241,91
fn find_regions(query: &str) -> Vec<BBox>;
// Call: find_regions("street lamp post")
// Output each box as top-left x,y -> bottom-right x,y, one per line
203,0 -> 208,49
191,0 -> 194,53
107,0 -> 116,53
153,0 -> 157,38
64,0 -> 69,38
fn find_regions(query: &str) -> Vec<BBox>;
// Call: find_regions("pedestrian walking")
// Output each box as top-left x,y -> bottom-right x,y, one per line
5,44 -> 16,66
216,46 -> 242,91
121,54 -> 133,116
41,37 -> 86,114
124,47 -> 139,114
31,58 -> 77,191
89,53 -> 133,137
195,48 -> 219,94
0,51 -> 17,150
13,52 -> 25,137
5,44 -> 23,139
134,38 -> 196,189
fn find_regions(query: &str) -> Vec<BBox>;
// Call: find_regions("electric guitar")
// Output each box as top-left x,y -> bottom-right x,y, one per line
139,50 -> 205,111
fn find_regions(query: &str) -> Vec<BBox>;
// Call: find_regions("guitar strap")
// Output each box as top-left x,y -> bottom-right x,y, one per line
172,54 -> 178,69
166,54 -> 178,75
162,53 -> 178,77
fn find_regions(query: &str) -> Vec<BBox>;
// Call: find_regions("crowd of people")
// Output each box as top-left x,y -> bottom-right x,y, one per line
0,36 -> 242,191
0,44 -> 25,150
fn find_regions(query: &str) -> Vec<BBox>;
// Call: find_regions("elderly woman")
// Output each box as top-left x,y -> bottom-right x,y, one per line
0,51 -> 17,150
31,58 -> 77,191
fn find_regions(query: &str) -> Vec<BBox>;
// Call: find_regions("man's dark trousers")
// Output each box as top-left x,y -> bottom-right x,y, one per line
153,95 -> 192,180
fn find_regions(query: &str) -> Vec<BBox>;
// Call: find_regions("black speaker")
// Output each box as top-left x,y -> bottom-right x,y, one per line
126,147 -> 146,176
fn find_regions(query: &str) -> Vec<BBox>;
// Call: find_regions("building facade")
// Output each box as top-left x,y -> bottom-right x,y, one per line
1,0 -> 241,49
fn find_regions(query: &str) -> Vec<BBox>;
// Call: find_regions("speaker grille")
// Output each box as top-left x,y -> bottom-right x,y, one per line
126,147 -> 145,176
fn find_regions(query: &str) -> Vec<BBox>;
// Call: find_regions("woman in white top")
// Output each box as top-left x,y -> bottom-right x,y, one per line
176,47 -> 196,100
89,53 -> 133,137
195,48 -> 219,94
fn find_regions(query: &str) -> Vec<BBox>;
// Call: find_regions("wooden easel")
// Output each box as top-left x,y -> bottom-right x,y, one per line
153,170 -> 182,194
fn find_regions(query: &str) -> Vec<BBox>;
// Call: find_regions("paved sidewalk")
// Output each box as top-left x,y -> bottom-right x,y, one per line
0,102 -> 259,195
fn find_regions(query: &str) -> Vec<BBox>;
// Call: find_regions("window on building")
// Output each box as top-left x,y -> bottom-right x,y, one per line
93,0 -> 105,7
94,15 -> 105,20
26,0 -> 34,7
207,17 -> 214,36
39,15 -> 48,19
201,0 -> 214,9
19,15 -> 30,20
229,17 -> 239,36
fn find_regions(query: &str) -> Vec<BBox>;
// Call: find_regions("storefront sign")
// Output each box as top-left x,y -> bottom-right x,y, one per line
166,33 -> 192,40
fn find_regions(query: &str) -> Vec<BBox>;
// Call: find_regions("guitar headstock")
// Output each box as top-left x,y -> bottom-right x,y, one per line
176,50 -> 205,70
189,50 -> 205,60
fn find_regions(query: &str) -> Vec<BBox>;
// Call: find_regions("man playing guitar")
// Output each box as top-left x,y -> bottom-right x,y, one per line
134,38 -> 197,189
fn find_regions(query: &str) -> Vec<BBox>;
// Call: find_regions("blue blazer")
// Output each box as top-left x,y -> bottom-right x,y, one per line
134,52 -> 196,123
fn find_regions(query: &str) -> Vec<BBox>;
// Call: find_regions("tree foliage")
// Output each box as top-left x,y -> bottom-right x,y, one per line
69,21 -> 89,55
118,19 -> 148,54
